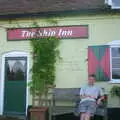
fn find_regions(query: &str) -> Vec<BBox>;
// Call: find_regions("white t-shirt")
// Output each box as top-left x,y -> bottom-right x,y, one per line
80,85 -> 104,103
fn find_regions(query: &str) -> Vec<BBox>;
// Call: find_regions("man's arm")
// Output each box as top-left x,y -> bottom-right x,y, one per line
80,94 -> 88,99
97,96 -> 105,105
97,96 -> 104,101
97,88 -> 105,104
80,87 -> 86,99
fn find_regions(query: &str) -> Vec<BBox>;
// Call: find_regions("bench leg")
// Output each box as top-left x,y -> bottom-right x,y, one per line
48,100 -> 52,120
52,116 -> 56,120
104,115 -> 108,120
104,107 -> 108,120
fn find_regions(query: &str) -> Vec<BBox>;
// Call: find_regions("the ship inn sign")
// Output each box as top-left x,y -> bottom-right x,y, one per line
7,25 -> 88,40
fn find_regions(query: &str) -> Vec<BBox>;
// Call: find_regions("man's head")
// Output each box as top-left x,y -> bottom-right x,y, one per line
88,74 -> 96,85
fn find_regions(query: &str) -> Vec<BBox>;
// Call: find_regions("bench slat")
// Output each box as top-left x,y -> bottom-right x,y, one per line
52,106 -> 75,116
53,88 -> 80,101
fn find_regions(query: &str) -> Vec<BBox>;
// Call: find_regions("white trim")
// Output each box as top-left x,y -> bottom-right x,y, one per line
108,40 -> 120,46
108,80 -> 120,83
110,47 -> 112,83
108,40 -> 120,84
0,51 -> 29,116
111,6 -> 120,9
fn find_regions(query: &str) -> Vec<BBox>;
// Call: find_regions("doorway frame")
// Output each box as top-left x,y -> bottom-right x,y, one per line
0,51 -> 29,116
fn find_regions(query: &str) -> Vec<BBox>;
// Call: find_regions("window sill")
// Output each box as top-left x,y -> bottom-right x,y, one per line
108,80 -> 120,84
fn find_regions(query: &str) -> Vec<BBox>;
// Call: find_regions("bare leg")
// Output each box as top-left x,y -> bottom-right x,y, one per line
84,113 -> 91,120
80,113 -> 85,120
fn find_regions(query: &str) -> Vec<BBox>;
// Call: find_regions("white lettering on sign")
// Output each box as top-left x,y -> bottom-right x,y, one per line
21,29 -> 73,38
58,29 -> 72,36
22,30 -> 36,38
42,29 -> 56,36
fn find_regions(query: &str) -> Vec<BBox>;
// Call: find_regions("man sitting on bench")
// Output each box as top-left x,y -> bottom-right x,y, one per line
78,74 -> 105,120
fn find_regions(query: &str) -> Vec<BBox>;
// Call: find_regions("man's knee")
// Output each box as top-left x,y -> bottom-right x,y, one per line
84,113 -> 91,120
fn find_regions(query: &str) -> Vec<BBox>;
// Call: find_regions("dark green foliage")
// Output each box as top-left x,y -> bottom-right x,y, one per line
110,86 -> 120,98
0,116 -> 21,120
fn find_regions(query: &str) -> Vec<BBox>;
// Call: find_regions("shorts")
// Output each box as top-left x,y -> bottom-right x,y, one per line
78,100 -> 97,115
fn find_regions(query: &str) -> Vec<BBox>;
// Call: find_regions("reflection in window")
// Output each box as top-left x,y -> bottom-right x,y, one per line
6,59 -> 26,81
111,47 -> 120,79
112,47 -> 120,57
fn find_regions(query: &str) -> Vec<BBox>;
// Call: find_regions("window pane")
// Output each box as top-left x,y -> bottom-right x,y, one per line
112,69 -> 120,79
112,58 -> 120,68
112,48 -> 120,57
6,59 -> 27,81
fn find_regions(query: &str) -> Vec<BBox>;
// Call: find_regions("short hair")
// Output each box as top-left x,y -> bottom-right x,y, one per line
88,74 -> 96,79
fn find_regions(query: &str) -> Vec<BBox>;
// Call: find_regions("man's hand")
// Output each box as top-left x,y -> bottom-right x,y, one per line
97,99 -> 102,105
96,96 -> 104,105
88,95 -> 96,99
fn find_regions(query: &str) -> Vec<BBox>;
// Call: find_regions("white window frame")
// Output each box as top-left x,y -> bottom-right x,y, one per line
108,40 -> 120,83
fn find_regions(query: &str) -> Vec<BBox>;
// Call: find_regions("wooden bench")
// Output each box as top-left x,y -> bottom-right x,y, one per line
49,88 -> 108,120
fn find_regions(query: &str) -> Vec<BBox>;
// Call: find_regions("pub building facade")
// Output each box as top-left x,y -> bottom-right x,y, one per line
0,0 -> 120,118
